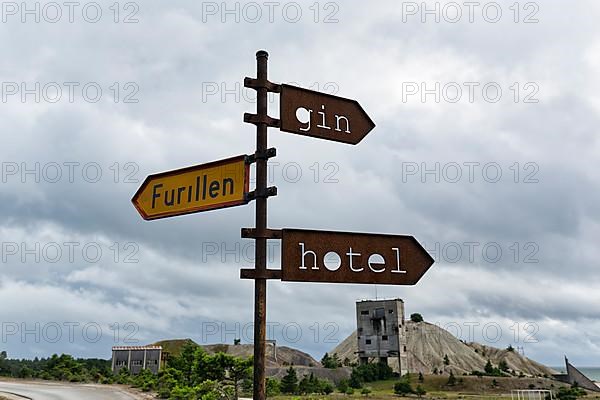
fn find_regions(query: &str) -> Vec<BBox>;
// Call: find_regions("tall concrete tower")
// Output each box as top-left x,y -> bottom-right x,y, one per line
356,298 -> 407,375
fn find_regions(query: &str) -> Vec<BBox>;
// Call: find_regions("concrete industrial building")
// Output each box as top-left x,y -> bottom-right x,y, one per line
356,298 -> 408,375
111,346 -> 163,375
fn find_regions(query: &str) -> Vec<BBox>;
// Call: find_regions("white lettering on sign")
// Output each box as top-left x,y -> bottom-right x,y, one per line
299,242 -> 318,270
295,105 -> 351,134
347,247 -> 362,272
392,247 -> 407,274
368,254 -> 386,273
297,243 -> 407,274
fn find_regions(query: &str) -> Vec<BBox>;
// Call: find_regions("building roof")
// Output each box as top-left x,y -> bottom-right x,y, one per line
356,298 -> 404,303
112,346 -> 162,351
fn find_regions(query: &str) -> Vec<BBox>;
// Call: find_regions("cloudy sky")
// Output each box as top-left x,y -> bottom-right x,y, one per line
1,0 -> 599,367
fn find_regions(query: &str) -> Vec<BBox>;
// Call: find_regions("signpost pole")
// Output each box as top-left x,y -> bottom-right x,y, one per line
253,49 -> 269,400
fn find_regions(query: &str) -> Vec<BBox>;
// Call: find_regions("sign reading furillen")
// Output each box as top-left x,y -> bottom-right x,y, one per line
132,155 -> 249,220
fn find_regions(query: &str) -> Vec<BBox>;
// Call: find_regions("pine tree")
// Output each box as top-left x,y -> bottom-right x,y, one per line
321,352 -> 340,369
299,372 -> 320,394
499,360 -> 509,372
298,374 -> 310,394
280,367 -> 298,394
447,371 -> 456,386
332,353 -> 341,368
485,360 -> 494,374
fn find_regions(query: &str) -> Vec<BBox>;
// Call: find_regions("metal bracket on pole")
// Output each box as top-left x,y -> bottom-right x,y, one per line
241,228 -> 282,239
240,268 -> 282,280
244,77 -> 281,93
245,187 -> 277,202
244,113 -> 280,128
246,148 -> 276,164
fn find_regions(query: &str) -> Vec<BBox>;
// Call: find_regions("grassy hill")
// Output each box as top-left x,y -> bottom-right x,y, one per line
152,338 -> 196,358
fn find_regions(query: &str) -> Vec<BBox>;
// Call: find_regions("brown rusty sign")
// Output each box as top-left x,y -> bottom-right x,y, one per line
281,229 -> 434,285
279,84 -> 375,145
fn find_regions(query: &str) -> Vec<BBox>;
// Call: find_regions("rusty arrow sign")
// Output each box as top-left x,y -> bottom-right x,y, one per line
132,155 -> 250,220
281,229 -> 434,285
279,84 -> 375,145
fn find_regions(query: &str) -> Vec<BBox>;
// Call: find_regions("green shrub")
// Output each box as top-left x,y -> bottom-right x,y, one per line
350,362 -> 394,387
266,378 -> 280,397
394,379 -> 413,396
556,386 -> 587,400
337,378 -> 349,393
410,313 -> 424,323
321,353 -> 342,369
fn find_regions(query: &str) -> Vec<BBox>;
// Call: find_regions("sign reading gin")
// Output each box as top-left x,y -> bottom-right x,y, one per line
279,84 -> 375,145
132,155 -> 249,220
281,229 -> 434,285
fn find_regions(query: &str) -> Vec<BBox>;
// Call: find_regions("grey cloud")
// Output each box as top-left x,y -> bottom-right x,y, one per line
1,0 -> 599,365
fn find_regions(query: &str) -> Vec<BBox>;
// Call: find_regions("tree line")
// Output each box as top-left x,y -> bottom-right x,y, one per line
0,351 -> 111,382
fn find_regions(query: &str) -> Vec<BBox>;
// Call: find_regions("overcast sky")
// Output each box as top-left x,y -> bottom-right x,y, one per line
1,0 -> 599,367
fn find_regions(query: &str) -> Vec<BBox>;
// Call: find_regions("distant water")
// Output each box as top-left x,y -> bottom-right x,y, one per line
551,367 -> 600,381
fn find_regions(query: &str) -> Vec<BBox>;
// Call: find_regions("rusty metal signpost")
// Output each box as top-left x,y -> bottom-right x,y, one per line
243,51 -> 277,400
133,50 -> 434,400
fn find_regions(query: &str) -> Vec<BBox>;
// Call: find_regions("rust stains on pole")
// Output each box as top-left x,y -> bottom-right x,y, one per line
253,49 -> 269,400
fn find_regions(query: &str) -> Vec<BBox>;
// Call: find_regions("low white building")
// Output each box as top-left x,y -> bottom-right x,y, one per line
111,345 -> 162,375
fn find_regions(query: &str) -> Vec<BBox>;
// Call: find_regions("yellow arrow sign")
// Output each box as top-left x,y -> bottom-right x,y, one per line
132,155 -> 250,220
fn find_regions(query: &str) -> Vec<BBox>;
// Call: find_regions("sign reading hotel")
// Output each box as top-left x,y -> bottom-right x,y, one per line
281,229 -> 434,285
132,155 -> 249,220
279,84 -> 375,145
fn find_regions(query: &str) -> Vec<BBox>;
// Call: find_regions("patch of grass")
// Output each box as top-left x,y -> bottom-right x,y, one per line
152,338 -> 198,357
266,375 -> 576,400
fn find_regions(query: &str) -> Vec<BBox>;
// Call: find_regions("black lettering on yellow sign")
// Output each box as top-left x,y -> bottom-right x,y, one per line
151,176 -> 235,209
132,155 -> 249,220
